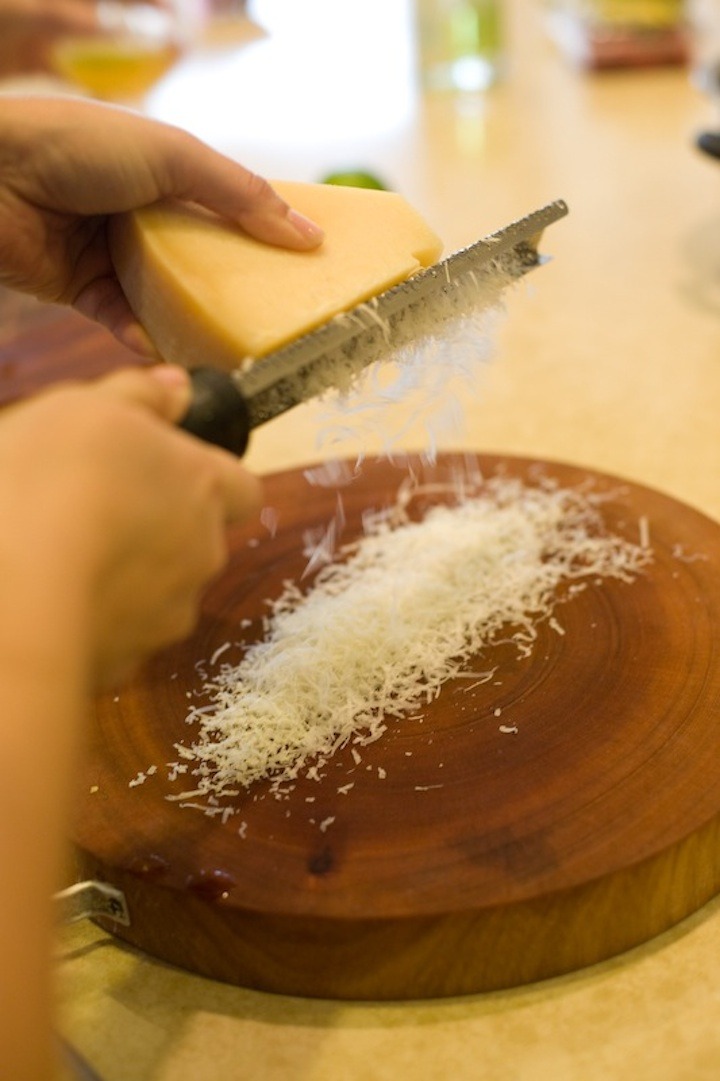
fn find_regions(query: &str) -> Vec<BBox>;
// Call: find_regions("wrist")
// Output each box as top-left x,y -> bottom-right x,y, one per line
0,485 -> 101,692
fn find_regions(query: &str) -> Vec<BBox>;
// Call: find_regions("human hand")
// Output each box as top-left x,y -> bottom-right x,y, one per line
0,364 -> 261,687
0,95 -> 324,355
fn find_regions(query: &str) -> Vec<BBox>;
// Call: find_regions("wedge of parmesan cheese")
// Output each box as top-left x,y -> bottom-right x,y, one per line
109,180 -> 443,371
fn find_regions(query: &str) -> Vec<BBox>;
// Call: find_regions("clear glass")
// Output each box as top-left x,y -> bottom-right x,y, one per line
50,2 -> 198,104
415,0 -> 504,92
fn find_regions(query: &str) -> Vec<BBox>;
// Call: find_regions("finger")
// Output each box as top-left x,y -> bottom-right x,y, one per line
72,274 -> 159,357
92,366 -> 263,523
227,172 -> 326,251
96,365 -> 191,423
157,130 -> 325,251
208,451 -> 263,525
4,97 -> 323,252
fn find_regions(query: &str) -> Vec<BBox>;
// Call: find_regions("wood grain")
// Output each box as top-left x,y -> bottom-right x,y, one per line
0,289 -> 146,406
72,452 -> 720,999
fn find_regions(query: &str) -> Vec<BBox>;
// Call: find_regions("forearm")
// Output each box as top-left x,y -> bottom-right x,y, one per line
0,369 -> 260,1078
0,565 -> 92,1081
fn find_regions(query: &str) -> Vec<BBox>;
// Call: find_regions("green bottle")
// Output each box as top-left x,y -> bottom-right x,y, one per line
416,0 -> 504,92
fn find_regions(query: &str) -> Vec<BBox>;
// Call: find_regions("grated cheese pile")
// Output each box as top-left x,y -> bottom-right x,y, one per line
176,474 -> 651,799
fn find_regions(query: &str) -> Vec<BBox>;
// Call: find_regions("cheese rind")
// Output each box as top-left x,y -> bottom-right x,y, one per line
109,180 -> 443,370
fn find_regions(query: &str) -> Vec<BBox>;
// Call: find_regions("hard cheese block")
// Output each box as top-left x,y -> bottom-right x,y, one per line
109,180 -> 443,370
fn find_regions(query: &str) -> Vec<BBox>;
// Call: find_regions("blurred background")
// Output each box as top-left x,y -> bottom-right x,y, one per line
3,2 -> 719,194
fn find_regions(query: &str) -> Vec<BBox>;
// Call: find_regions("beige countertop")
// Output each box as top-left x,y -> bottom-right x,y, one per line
57,1 -> 720,1077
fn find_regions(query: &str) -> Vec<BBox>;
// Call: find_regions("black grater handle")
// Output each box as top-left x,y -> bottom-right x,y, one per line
179,367 -> 251,457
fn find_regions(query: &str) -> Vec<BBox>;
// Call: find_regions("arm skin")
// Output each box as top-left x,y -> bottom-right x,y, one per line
0,366 -> 262,1081
0,95 -> 323,1079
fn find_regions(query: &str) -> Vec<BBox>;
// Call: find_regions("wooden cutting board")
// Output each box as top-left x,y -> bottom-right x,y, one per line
73,452 -> 720,999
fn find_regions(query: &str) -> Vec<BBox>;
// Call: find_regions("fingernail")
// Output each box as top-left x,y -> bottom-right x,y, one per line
122,322 -> 160,359
287,208 -> 325,245
148,363 -> 189,388
147,361 -> 192,415
148,363 -> 191,409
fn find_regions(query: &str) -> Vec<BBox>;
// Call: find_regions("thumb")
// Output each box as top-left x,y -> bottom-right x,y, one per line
96,364 -> 192,424
92,364 -> 263,525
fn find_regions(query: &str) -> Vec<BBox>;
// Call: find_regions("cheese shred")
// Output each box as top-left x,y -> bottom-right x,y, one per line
177,473 -> 652,800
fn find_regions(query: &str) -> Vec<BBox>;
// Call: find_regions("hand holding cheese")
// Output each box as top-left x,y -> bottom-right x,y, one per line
0,95 -> 324,355
109,179 -> 443,369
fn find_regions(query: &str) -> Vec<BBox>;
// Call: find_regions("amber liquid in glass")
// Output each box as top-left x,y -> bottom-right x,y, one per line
51,36 -> 180,101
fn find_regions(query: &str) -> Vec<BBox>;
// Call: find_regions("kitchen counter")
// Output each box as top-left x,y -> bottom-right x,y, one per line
37,0 -> 720,1076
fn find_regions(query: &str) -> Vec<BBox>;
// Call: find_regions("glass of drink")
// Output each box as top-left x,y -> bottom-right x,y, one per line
50,1 -> 191,105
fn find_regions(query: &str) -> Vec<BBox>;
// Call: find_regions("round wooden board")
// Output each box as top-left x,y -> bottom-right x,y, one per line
73,453 -> 720,999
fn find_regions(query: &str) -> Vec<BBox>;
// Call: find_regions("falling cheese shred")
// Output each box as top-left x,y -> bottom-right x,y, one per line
178,474 -> 652,800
